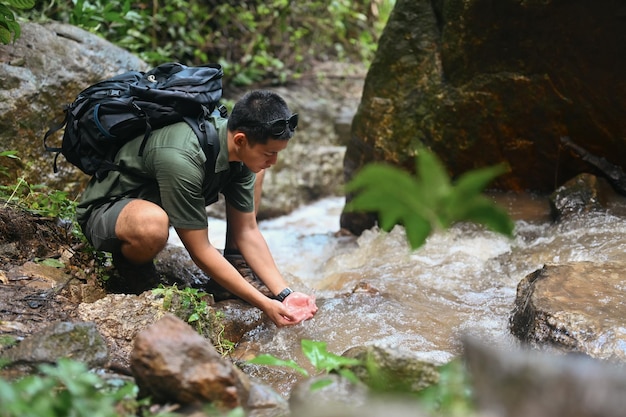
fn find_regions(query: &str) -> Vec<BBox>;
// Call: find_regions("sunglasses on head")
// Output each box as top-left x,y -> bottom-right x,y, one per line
261,113 -> 299,136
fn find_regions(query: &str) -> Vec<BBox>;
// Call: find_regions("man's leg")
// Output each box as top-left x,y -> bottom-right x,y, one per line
115,199 -> 170,263
84,199 -> 169,294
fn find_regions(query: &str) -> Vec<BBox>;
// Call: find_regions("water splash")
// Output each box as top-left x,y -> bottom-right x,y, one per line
169,195 -> 626,395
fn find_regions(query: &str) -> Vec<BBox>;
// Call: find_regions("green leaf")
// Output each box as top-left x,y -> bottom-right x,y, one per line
459,196 -> 515,236
301,340 -> 361,373
415,149 -> 451,204
345,163 -> 432,224
309,377 -> 334,391
247,354 -> 309,376
8,0 -> 35,9
337,368 -> 361,385
37,258 -> 65,268
0,25 -> 10,44
345,149 -> 514,250
454,163 -> 509,196
403,214 -> 433,249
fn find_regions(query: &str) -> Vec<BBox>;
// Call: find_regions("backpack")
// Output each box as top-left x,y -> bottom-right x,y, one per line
43,62 -> 227,180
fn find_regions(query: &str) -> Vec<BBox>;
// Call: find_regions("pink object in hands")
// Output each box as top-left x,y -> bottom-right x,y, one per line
284,291 -> 318,323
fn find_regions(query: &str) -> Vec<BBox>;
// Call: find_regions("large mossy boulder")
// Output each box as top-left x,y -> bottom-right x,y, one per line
0,22 -> 149,195
341,0 -> 626,234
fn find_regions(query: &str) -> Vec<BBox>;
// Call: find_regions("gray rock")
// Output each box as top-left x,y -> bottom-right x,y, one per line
464,335 -> 626,417
76,292 -> 165,367
0,22 -> 148,194
549,173 -> 615,221
1,321 -> 108,368
343,344 -> 439,393
289,373 -> 370,412
510,262 -> 626,362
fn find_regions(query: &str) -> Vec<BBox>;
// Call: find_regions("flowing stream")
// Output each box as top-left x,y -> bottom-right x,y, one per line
170,193 -> 626,396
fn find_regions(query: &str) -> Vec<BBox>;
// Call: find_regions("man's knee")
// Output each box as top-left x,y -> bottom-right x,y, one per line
117,200 -> 169,246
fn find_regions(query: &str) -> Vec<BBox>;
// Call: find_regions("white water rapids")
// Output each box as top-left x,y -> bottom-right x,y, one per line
169,193 -> 626,396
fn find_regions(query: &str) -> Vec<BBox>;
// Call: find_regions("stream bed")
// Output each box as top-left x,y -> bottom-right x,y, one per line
169,193 -> 626,396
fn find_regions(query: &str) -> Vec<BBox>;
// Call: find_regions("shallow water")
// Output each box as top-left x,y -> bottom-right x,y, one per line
170,193 -> 626,396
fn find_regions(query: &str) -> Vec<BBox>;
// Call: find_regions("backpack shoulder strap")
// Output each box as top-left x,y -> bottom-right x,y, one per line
182,106 -> 221,175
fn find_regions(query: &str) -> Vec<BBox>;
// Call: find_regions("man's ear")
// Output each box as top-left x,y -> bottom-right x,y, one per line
233,132 -> 248,148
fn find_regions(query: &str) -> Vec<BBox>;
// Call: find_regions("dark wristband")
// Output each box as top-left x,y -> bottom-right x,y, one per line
275,287 -> 293,302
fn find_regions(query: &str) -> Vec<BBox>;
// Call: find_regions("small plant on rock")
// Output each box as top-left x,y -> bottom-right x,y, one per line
152,284 -> 234,356
248,339 -> 362,390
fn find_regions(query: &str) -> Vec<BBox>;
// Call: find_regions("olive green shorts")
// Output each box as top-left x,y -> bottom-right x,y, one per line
83,198 -> 134,253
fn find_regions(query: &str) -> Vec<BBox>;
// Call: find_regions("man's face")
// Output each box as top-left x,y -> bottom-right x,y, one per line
239,137 -> 289,173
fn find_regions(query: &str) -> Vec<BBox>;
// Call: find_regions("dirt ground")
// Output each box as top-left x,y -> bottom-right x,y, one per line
0,202 -> 107,343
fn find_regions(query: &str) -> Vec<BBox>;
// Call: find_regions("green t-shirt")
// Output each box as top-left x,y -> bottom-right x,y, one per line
76,116 -> 255,230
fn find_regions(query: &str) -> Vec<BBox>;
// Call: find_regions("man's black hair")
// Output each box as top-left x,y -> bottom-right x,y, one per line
227,90 -> 295,144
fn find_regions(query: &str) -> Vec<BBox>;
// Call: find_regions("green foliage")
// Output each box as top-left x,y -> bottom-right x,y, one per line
0,0 -> 34,44
1,152 -> 77,223
28,0 -> 396,86
414,359 -> 475,416
201,404 -> 245,417
345,149 -> 515,249
0,151 -> 19,178
0,334 -> 18,367
0,334 -> 18,349
249,341 -> 475,414
152,284 -> 234,355
0,176 -> 77,221
248,339 -> 362,389
0,358 -> 137,417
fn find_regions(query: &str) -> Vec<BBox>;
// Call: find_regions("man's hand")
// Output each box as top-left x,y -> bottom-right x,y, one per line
284,291 -> 318,322
263,292 -> 318,326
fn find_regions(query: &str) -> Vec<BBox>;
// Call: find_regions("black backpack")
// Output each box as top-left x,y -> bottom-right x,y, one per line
44,62 -> 227,180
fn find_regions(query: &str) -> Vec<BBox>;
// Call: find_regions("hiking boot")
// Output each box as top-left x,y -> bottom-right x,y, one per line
108,252 -> 161,295
222,249 -> 274,299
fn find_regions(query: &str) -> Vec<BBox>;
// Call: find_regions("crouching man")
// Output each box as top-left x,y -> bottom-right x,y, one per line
76,90 -> 318,326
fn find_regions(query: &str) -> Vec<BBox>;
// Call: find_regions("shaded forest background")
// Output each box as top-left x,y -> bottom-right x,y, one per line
22,0 -> 394,86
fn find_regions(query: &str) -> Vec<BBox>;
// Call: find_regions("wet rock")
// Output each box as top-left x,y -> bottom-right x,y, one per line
130,314 -> 282,414
1,321 -> 108,368
130,314 -> 244,406
155,245 -> 266,346
247,382 -> 290,417
343,345 -> 439,393
213,299 -> 265,346
549,174 -> 615,221
510,262 -> 626,361
76,292 -> 165,367
289,373 -> 369,412
74,282 -> 270,368
156,245 -> 214,289
288,344 -> 441,415
287,400 -> 431,417
464,335 -> 626,417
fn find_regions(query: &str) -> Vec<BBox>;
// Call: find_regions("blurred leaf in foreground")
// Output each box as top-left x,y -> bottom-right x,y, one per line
345,149 -> 514,249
